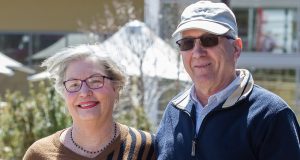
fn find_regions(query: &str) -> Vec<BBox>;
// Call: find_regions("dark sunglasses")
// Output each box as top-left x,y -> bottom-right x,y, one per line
176,34 -> 234,51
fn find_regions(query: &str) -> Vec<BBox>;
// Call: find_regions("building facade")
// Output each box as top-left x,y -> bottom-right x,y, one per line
154,0 -> 300,54
0,0 -> 143,65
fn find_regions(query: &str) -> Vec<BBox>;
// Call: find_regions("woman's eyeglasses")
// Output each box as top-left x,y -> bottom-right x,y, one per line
63,74 -> 112,93
176,34 -> 234,51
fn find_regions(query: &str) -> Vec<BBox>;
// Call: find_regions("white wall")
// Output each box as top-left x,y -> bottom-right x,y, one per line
144,0 -> 160,35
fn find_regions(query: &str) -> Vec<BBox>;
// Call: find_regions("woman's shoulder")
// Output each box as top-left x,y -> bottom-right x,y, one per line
117,123 -> 156,159
31,129 -> 64,147
118,123 -> 155,143
23,129 -> 65,159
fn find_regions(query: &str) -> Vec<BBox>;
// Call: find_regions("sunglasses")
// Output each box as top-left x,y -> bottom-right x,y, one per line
176,34 -> 234,51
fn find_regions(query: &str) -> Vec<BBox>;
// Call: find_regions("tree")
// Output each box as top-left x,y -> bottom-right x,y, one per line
77,0 -> 143,42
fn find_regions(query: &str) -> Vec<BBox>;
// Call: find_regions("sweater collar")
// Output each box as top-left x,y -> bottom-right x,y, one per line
172,69 -> 254,110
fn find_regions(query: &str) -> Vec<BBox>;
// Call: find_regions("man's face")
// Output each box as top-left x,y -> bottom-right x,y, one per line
179,29 -> 241,94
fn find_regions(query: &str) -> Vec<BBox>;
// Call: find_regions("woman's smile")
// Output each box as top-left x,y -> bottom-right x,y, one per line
77,101 -> 99,109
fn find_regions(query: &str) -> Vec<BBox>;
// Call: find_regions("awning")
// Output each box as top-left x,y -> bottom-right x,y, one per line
0,52 -> 35,76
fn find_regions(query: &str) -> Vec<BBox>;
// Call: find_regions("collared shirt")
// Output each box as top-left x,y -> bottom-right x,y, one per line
187,75 -> 241,134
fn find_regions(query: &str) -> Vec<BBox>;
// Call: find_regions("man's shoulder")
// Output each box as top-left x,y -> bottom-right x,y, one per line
168,88 -> 192,110
251,84 -> 288,105
247,84 -> 291,115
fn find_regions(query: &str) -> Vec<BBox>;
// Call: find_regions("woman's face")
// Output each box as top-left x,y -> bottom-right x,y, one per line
63,58 -> 117,124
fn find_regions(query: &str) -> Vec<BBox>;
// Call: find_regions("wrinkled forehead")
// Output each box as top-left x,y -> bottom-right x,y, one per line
65,58 -> 106,79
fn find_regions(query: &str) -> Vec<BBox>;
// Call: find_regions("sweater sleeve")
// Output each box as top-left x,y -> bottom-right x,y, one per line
258,108 -> 300,160
155,105 -> 176,160
23,145 -> 43,160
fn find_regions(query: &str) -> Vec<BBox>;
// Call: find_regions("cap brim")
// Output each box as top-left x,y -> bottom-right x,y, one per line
172,20 -> 230,37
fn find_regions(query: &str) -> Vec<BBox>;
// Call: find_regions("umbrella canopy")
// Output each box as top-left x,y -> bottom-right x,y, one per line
101,20 -> 189,81
0,52 -> 35,76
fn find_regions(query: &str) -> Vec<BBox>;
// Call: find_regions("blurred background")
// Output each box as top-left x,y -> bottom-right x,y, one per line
0,0 -> 300,159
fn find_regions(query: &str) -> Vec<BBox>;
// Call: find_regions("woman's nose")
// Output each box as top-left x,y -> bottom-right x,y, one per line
79,82 -> 92,97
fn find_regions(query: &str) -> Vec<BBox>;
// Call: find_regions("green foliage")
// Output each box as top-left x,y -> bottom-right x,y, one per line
0,81 -> 71,159
114,105 -> 152,131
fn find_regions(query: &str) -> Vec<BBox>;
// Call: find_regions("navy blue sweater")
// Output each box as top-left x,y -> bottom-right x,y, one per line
156,70 -> 300,160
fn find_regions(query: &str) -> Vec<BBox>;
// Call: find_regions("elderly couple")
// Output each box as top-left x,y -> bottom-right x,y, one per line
24,1 -> 300,160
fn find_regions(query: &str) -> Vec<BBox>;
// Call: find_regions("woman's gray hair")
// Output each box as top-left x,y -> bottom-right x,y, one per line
41,44 -> 127,98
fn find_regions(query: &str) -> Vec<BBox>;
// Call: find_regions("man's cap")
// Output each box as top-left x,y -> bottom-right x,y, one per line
172,1 -> 238,38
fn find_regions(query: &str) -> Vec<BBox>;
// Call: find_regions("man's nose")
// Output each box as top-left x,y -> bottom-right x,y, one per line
192,40 -> 207,57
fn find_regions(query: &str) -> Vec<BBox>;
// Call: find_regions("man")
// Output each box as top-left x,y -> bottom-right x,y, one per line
155,1 -> 300,160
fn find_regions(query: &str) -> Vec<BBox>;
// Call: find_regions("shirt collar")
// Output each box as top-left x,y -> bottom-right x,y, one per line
172,69 -> 254,111
190,74 -> 241,110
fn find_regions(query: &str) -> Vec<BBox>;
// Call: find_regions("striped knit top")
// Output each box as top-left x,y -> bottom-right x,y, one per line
23,123 -> 156,160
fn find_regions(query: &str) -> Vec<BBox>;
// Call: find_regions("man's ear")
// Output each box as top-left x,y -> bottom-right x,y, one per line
233,38 -> 243,59
236,38 -> 243,50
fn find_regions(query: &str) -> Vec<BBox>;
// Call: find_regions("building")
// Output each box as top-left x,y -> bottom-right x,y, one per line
150,0 -> 300,53
0,0 -> 144,98
0,0 -> 143,65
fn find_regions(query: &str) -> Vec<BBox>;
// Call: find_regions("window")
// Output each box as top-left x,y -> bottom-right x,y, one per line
233,8 -> 297,54
0,33 -> 64,64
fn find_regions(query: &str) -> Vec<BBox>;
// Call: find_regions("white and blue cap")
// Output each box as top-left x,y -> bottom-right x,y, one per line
172,1 -> 238,38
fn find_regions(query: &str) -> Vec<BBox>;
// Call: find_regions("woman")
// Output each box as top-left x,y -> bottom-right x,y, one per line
23,44 -> 155,160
